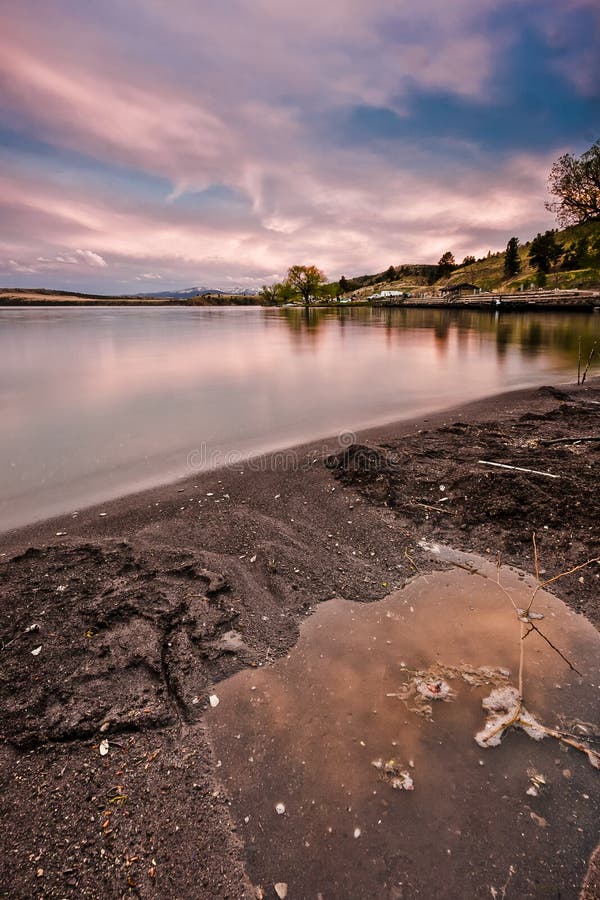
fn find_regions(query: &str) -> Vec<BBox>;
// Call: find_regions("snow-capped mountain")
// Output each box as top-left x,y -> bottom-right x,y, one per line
134,285 -> 259,298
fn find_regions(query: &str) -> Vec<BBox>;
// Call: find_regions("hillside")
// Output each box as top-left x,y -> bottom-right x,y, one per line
343,221 -> 600,299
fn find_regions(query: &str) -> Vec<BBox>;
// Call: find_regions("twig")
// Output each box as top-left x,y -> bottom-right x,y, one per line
581,340 -> 598,385
413,501 -> 454,515
526,555 -> 600,613
522,621 -> 582,677
518,622 -> 526,700
403,548 -> 428,582
539,436 -> 600,445
477,460 -> 560,479
577,335 -> 582,385
491,558 -> 523,697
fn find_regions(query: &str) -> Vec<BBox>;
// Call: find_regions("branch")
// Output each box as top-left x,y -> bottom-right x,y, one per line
522,621 -> 582,677
539,436 -> 600,445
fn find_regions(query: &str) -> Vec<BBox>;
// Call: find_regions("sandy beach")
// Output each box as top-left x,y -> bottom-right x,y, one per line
1,378 -> 599,898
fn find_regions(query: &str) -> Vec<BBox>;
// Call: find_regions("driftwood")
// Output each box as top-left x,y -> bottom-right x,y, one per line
477,460 -> 560,479
539,436 -> 600,445
413,501 -> 454,515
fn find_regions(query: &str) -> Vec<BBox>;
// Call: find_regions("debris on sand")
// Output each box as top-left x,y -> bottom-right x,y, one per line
371,758 -> 414,791
530,812 -> 548,828
274,882 -> 288,898
526,770 -> 547,797
324,443 -> 392,476
387,664 -> 510,719
415,677 -> 454,702
209,694 -> 220,708
475,686 -> 545,748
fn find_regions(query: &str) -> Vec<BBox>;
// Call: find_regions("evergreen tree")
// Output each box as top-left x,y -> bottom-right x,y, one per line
561,237 -> 589,271
504,237 -> 522,277
528,231 -> 562,274
437,251 -> 456,275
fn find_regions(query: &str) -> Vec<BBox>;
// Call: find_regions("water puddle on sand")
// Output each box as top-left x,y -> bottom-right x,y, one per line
207,554 -> 600,899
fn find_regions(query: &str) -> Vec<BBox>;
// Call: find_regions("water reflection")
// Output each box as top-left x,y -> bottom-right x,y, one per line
267,306 -> 600,363
1,306 -> 598,530
208,559 -> 600,899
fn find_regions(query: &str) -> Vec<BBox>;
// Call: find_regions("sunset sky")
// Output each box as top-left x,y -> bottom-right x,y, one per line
1,0 -> 599,293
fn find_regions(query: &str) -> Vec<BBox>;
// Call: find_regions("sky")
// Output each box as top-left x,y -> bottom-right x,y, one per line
1,0 -> 599,294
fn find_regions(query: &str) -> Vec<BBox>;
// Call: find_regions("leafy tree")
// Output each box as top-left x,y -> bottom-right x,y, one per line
259,281 -> 296,305
462,255 -> 476,266
528,231 -> 562,274
561,237 -> 589,271
546,139 -> 600,226
319,282 -> 342,303
438,251 -> 456,275
339,275 -> 349,293
385,265 -> 396,281
258,284 -> 281,305
285,264 -> 327,306
504,237 -> 522,277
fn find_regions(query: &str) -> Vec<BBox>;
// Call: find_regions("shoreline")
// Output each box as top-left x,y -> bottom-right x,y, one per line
0,376 -> 583,538
0,376 -> 592,544
1,376 -> 599,897
1,290 -> 599,310
1,300 -> 599,310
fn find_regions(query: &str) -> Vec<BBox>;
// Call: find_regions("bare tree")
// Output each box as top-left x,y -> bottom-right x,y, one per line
546,139 -> 600,226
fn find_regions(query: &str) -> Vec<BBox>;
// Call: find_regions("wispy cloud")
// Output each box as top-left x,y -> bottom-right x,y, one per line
0,0 -> 597,291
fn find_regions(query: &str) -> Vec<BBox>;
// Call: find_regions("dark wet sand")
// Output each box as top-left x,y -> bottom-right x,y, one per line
1,378 -> 599,898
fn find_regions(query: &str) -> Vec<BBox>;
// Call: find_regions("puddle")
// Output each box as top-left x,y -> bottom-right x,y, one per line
207,557 -> 600,899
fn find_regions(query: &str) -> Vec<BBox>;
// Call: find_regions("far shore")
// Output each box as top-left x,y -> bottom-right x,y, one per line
2,286 -> 599,310
1,376 -> 599,897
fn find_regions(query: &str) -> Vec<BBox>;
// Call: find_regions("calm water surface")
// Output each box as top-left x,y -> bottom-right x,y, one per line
1,305 -> 599,530
208,555 -> 600,898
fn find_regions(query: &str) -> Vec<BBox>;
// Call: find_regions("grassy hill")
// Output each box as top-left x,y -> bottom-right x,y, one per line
341,221 -> 600,298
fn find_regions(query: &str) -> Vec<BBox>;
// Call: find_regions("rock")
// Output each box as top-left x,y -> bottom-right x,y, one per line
324,443 -> 391,476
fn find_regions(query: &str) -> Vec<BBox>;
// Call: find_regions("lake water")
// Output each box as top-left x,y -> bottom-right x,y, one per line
1,305 -> 599,531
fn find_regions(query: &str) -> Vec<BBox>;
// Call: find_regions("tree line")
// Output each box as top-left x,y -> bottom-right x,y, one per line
260,139 -> 600,304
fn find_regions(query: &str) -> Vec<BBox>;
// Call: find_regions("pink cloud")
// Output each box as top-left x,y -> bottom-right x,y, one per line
0,1 -> 574,290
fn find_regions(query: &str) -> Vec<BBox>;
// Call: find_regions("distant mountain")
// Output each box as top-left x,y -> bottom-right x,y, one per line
134,285 -> 259,298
